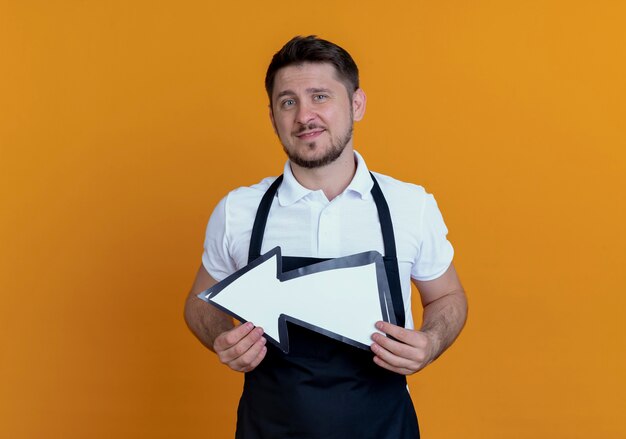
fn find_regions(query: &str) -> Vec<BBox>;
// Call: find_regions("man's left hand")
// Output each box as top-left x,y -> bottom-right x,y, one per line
370,321 -> 437,375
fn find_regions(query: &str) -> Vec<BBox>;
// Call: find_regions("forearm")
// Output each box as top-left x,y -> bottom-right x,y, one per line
184,293 -> 268,371
419,288 -> 468,363
184,295 -> 234,352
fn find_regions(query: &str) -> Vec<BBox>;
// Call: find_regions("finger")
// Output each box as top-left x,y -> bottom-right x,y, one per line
230,336 -> 267,372
214,322 -> 256,351
371,332 -> 417,360
376,321 -> 426,347
370,340 -> 419,371
218,326 -> 265,363
372,354 -> 414,376
239,342 -> 268,373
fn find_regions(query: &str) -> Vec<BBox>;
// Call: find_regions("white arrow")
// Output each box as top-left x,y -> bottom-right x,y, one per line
198,247 -> 397,353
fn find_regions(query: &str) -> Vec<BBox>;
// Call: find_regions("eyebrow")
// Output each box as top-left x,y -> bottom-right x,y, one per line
275,88 -> 334,99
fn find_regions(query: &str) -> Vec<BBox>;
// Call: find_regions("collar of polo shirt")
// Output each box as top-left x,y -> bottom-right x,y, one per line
277,151 -> 375,206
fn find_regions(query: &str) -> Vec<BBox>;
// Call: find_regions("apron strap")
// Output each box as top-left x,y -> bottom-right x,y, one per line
248,175 -> 283,264
369,172 -> 397,260
369,172 -> 405,327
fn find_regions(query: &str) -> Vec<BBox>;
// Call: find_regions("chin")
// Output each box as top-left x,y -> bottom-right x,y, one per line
285,144 -> 346,169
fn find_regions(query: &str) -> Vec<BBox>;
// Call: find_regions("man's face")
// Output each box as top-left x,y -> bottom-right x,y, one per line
270,62 -> 366,169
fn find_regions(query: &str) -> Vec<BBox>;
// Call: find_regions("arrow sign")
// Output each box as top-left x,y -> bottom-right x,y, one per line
197,247 -> 397,353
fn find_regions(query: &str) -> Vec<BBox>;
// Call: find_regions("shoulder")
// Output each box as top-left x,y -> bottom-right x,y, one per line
220,176 -> 279,211
204,175 -> 280,272
369,171 -> 446,232
207,175 -> 279,230
370,171 -> 429,204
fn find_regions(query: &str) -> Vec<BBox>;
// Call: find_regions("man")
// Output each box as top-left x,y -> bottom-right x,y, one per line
184,35 -> 467,438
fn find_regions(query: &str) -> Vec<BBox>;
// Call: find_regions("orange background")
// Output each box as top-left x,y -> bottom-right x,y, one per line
1,1 -> 625,438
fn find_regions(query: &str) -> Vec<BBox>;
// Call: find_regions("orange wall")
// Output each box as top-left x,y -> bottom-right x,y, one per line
1,1 -> 625,438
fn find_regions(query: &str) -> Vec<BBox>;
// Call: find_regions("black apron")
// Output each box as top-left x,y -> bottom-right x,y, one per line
236,173 -> 420,439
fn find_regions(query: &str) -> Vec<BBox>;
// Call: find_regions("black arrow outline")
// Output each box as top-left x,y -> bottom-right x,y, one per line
198,246 -> 397,353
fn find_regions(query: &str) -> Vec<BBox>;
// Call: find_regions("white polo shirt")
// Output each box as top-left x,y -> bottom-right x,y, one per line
202,151 -> 454,329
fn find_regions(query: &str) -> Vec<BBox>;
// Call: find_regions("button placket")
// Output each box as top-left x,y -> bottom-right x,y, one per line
318,201 -> 341,257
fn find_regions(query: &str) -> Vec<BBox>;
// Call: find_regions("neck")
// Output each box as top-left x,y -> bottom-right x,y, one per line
290,146 -> 357,201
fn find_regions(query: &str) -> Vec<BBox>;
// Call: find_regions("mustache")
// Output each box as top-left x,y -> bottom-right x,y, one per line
294,124 -> 325,135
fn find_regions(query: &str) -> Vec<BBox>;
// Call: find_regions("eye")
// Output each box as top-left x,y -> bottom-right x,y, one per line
313,94 -> 328,101
281,99 -> 296,108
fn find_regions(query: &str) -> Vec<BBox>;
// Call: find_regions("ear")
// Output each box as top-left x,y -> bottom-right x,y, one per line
351,88 -> 367,122
268,104 -> 278,135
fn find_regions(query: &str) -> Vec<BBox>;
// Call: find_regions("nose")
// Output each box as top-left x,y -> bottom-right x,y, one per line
295,101 -> 315,125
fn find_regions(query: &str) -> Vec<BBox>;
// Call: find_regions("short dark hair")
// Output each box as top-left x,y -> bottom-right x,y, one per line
265,35 -> 360,103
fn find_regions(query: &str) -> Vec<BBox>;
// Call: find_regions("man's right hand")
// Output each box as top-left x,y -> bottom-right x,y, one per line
213,322 -> 268,372
184,265 -> 268,372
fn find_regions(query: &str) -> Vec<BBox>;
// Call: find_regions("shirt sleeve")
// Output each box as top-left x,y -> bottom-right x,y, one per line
201,194 -> 238,282
411,193 -> 454,281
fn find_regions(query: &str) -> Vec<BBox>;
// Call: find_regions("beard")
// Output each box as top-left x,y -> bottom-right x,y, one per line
282,121 -> 354,169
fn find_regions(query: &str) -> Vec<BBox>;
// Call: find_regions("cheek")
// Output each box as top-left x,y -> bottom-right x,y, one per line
276,119 -> 289,134
328,110 -> 350,130
274,119 -> 293,140
325,106 -> 348,124
271,115 -> 286,131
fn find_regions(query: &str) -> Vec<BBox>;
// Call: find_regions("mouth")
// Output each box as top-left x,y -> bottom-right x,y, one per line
295,129 -> 325,140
